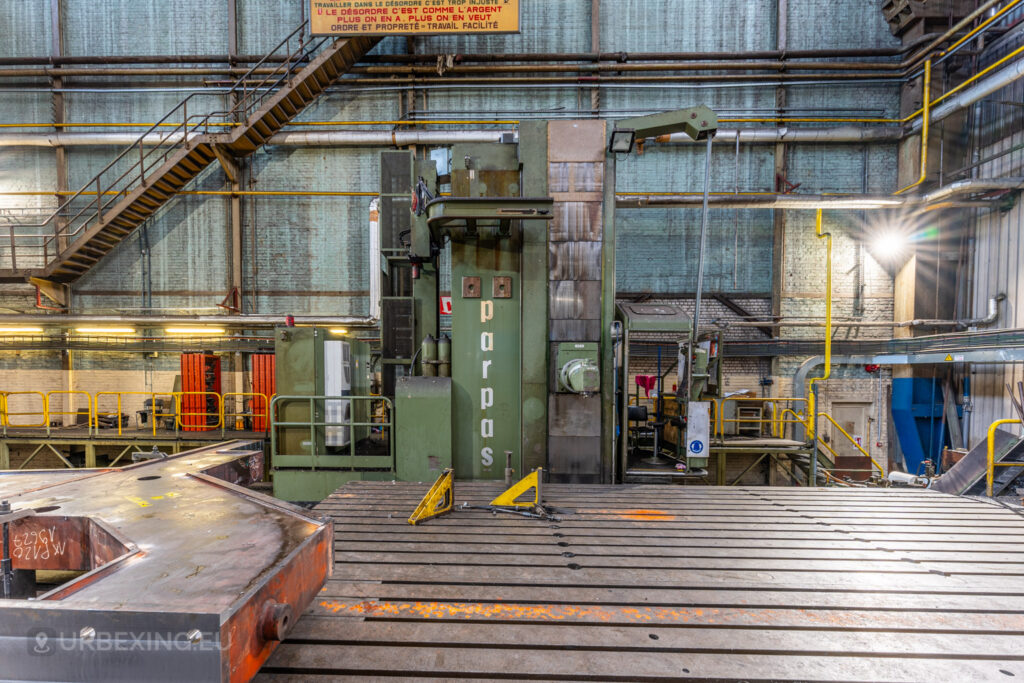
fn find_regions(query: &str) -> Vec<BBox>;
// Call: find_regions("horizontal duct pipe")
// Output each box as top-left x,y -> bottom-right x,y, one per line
4,45 -> 1020,152
660,126 -> 903,144
716,296 -> 1003,330
360,35 -> 941,64
0,127 -> 897,148
0,130 -> 516,148
0,54 -> 291,66
0,33 -> 956,79
0,33 -> 941,68
0,314 -> 377,328
910,55 -> 1024,134
617,180 -> 1024,210
617,194 -> 907,209
924,178 -> 1024,201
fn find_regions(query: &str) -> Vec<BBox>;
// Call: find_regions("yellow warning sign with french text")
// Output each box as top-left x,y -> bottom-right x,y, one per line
311,0 -> 520,36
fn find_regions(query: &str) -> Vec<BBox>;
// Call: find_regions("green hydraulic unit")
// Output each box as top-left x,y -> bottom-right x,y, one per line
270,326 -> 391,502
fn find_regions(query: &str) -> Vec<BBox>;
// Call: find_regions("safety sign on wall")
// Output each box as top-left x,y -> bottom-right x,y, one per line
310,0 -> 520,36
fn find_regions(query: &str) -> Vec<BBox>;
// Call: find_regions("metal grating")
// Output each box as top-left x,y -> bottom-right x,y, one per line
382,298 -> 414,361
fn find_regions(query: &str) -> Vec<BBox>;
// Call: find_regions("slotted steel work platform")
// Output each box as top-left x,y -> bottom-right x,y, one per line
258,483 -> 1024,682
0,441 -> 332,683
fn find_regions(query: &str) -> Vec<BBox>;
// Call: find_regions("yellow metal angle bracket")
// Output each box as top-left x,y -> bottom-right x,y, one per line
490,468 -> 543,509
407,468 -> 454,525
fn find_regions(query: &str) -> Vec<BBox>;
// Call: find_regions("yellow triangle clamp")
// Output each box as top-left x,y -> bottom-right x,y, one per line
490,468 -> 543,509
408,468 -> 454,526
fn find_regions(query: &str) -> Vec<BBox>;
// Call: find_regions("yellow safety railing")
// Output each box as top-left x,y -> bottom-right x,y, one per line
176,391 -> 224,431
44,391 -> 94,436
94,391 -> 177,436
817,412 -> 884,477
987,418 -> 1022,497
2,391 -> 48,431
815,435 -> 842,462
717,397 -> 808,438
221,392 -> 271,435
0,388 -> 278,437
774,408 -> 810,439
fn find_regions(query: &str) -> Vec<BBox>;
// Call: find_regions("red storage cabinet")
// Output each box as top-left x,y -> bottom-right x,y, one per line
251,353 -> 276,432
181,353 -> 221,431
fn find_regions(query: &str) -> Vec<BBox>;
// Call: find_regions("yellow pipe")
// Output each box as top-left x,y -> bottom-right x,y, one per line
807,208 -> 831,438
987,418 -> 1022,497
940,0 -> 1023,56
895,59 -> 931,195
932,43 -> 1024,108
728,45 -> 1024,126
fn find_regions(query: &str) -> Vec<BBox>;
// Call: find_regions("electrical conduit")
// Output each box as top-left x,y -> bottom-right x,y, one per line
808,208 -> 831,485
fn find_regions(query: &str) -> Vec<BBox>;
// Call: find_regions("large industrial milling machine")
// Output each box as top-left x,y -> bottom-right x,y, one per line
269,110 -> 723,502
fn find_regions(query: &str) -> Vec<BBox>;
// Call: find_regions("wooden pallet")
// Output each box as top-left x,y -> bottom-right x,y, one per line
257,482 -> 1024,681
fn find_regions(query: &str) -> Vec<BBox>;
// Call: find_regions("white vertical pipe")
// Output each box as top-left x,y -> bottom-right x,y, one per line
368,198 -> 382,321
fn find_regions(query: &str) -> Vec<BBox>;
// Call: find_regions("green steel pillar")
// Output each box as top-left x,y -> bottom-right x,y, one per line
518,121 -> 550,475
602,137 -> 617,483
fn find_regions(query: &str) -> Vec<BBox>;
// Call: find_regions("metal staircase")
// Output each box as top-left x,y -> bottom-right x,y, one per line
0,22 -> 377,283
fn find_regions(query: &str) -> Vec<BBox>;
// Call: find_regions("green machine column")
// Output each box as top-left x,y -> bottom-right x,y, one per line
518,121 -> 550,474
545,120 -> 611,484
449,143 -> 522,480
411,159 -> 440,348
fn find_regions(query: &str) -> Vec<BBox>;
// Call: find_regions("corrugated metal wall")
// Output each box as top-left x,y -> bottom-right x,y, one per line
968,128 -> 1024,447
960,28 -> 1024,448
0,1 -> 900,350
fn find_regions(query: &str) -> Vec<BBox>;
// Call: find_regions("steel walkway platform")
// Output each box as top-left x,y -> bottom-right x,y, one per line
257,482 -> 1024,682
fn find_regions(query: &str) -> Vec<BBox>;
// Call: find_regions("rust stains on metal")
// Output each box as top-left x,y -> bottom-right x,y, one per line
615,509 -> 676,521
315,599 -> 1024,631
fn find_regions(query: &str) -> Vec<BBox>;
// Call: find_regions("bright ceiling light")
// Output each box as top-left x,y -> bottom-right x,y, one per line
0,327 -> 43,334
329,328 -> 348,335
164,327 -> 226,335
873,231 -> 907,257
75,327 -> 135,335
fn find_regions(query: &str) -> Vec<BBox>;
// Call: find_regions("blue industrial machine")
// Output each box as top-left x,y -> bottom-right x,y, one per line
891,377 -> 958,475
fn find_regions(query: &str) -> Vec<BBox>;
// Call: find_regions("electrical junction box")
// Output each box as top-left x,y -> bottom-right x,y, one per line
275,327 -> 368,454
685,401 -> 711,470
556,342 -> 600,394
396,376 -> 452,482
